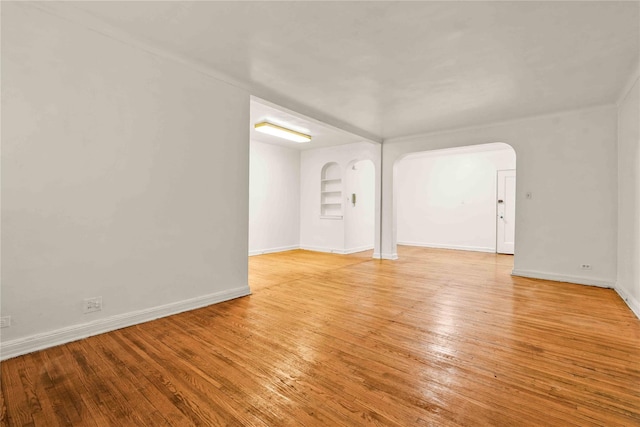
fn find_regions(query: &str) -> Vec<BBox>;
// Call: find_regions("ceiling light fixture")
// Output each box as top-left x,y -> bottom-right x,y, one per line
254,121 -> 311,143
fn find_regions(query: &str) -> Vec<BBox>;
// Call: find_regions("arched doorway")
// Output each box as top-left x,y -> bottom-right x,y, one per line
394,142 -> 516,255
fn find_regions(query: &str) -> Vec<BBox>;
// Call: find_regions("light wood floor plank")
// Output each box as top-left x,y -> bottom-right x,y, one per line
1,246 -> 639,426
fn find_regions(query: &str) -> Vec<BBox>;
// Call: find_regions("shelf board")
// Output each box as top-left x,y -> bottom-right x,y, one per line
321,202 -> 342,206
321,191 -> 342,194
320,215 -> 343,220
321,178 -> 342,182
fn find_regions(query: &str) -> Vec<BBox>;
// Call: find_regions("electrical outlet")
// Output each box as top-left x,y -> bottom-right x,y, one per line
580,264 -> 592,270
83,297 -> 102,314
0,316 -> 11,328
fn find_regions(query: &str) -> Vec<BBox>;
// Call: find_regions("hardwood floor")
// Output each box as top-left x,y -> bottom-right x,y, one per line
2,246 -> 639,426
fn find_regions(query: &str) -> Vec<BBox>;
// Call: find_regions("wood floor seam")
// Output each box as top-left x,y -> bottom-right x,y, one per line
1,246 -> 638,426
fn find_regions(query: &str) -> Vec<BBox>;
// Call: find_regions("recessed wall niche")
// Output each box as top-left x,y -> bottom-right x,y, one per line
320,162 -> 343,218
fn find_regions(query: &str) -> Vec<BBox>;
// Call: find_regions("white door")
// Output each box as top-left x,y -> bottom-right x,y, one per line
496,169 -> 516,254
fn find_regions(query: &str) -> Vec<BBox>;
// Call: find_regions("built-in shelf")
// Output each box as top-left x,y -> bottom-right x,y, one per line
321,162 -> 343,217
320,215 -> 343,220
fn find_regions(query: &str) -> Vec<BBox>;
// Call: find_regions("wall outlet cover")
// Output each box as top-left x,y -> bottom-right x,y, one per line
0,316 -> 11,328
83,297 -> 103,314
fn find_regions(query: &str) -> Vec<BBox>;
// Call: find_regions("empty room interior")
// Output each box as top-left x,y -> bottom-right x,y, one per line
1,1 -> 639,426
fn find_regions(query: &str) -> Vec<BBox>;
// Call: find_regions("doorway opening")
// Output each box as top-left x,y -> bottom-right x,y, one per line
496,169 -> 516,254
248,97 -> 382,263
394,142 -> 516,255
344,159 -> 376,254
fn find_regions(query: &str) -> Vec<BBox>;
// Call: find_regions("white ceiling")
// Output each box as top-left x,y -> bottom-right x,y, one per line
51,1 -> 639,142
250,98 -> 363,150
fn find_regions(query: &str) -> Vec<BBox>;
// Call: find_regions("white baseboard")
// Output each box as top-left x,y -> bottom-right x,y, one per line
248,245 -> 299,256
511,269 -> 613,288
380,253 -> 398,260
0,285 -> 251,361
344,245 -> 374,254
614,284 -> 640,319
397,241 -> 495,253
299,246 -> 374,255
300,245 -> 347,254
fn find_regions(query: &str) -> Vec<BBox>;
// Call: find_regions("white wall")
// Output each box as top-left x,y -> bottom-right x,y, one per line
249,141 -> 300,255
616,76 -> 640,317
382,106 -> 618,288
300,142 -> 380,254
344,160 -> 376,252
1,3 -> 251,358
396,145 -> 515,252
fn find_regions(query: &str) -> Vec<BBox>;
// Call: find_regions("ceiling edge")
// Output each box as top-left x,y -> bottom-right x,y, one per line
383,103 -> 617,145
617,58 -> 640,106
22,2 -> 252,93
22,2 -> 383,145
250,96 -> 381,145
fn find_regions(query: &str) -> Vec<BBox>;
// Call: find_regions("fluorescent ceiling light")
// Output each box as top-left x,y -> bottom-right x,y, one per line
254,121 -> 311,143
